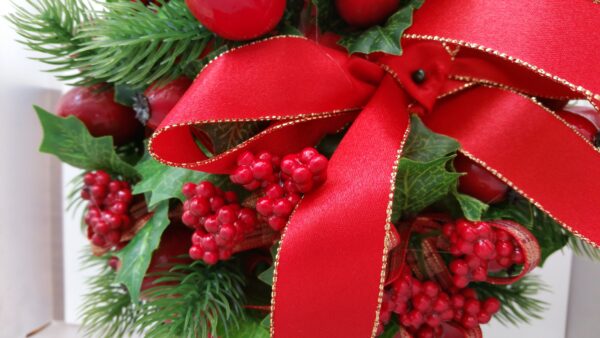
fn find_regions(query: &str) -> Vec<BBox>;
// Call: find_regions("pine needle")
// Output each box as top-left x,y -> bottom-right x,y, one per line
568,236 -> 600,261
7,0 -> 96,83
8,0 -> 213,87
139,261 -> 247,338
472,275 -> 549,326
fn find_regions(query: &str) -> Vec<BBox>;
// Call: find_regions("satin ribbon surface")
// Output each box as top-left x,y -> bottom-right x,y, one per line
150,1 -> 600,337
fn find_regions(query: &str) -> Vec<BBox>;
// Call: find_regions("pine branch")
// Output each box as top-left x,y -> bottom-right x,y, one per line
7,0 -> 96,83
471,275 -> 549,326
568,236 -> 600,261
75,0 -> 212,87
138,260 -> 247,338
79,259 -> 144,338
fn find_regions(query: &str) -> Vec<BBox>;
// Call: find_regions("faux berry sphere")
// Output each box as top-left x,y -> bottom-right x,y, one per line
185,0 -> 285,40
557,108 -> 599,141
335,0 -> 400,27
454,153 -> 509,204
145,77 -> 192,131
57,86 -> 143,145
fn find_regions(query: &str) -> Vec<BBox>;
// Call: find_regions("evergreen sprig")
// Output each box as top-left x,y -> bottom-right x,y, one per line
139,261 -> 247,338
568,236 -> 600,261
9,0 -> 213,87
471,275 -> 549,326
76,0 -> 212,87
7,0 -> 95,83
79,259 -> 143,338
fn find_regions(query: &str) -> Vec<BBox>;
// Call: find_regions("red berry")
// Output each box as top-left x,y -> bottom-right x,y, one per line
474,239 -> 495,260
203,251 -> 219,265
145,77 -> 192,131
413,294 -> 432,312
483,298 -> 501,315
182,183 -> 197,198
189,246 -> 204,260
478,312 -> 492,324
461,314 -> 479,329
57,85 -> 142,145
512,247 -> 525,265
496,240 -> 514,257
335,0 -> 400,27
449,259 -> 469,275
185,0 -> 286,40
423,281 -> 440,298
464,299 -> 481,315
454,153 -> 509,204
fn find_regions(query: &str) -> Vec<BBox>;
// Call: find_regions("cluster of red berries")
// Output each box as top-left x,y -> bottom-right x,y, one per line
181,181 -> 257,265
437,220 -> 525,288
378,270 -> 501,337
230,148 -> 328,231
82,171 -> 133,249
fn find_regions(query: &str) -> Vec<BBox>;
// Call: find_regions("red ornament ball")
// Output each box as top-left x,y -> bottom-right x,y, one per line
454,153 -> 509,204
185,0 -> 286,40
57,85 -> 143,145
145,77 -> 192,131
335,0 -> 400,27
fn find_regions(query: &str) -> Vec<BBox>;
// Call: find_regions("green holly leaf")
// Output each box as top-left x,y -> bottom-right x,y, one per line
258,266 -> 274,286
454,192 -> 488,221
392,156 -> 461,222
132,153 -> 231,208
485,198 -> 569,266
35,106 -> 139,179
223,318 -> 270,338
339,0 -> 424,55
115,201 -> 170,302
404,115 -> 459,162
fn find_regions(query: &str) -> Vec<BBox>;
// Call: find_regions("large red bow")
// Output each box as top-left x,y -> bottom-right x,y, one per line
150,1 -> 600,337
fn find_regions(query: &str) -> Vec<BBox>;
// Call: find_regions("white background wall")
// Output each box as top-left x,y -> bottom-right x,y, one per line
0,2 -> 594,337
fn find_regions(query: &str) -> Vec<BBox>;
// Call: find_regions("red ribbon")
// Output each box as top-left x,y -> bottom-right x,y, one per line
150,2 -> 600,337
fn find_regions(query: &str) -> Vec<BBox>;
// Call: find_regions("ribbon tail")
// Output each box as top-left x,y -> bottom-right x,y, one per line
271,77 -> 411,338
426,86 -> 600,247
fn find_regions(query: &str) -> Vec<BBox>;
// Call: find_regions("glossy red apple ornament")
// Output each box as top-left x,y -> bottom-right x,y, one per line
454,153 -> 509,204
57,85 -> 143,145
185,0 -> 286,40
141,223 -> 194,291
335,0 -> 401,27
145,77 -> 192,131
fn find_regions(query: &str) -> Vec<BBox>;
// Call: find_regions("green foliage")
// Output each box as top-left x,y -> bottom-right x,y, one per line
310,0 -> 345,33
80,260 -> 143,338
224,319 -> 270,338
392,116 -> 460,222
453,192 -> 488,221
115,201 -> 170,302
77,0 -> 212,87
485,197 -> 570,266
403,116 -> 460,162
139,261 -> 247,338
132,152 -> 232,208
10,0 -> 212,86
339,0 -> 424,55
7,0 -> 95,84
196,122 -> 269,155
35,106 -> 139,179
472,275 -> 549,326
568,236 -> 600,261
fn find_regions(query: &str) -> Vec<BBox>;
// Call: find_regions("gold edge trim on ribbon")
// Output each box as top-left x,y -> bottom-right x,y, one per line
269,197 -> 304,338
449,75 -> 579,100
459,149 -> 600,250
404,34 -> 600,108
148,109 -> 359,168
370,124 -> 412,338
